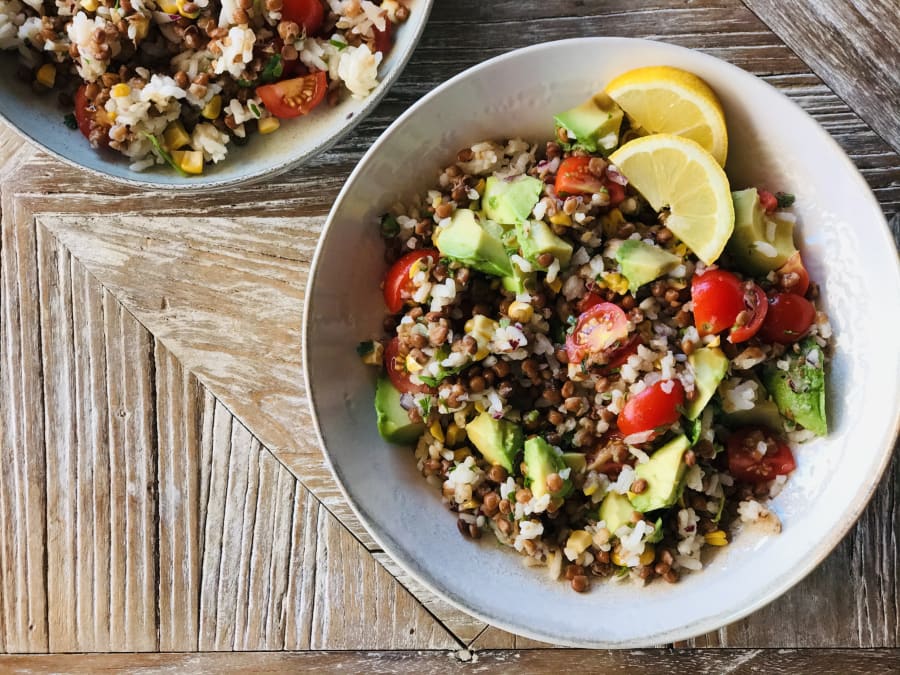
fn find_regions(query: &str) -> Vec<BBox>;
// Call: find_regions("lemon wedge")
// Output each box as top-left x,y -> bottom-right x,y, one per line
605,66 -> 728,167
609,134 -> 734,265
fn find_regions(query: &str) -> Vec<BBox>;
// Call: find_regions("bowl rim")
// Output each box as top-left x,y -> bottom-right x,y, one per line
0,0 -> 434,193
303,36 -> 900,647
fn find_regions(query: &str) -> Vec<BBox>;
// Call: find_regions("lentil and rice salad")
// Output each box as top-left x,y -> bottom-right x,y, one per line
0,0 -> 410,174
360,67 -> 832,592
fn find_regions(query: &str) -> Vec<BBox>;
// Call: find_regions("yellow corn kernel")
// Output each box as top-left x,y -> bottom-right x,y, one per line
507,301 -> 533,324
158,0 -> 178,12
445,423 -> 466,447
36,63 -> 56,88
258,116 -> 280,134
704,530 -> 728,546
404,354 -> 422,373
201,94 -> 222,120
583,482 -> 599,497
453,448 -> 471,462
464,318 -> 475,333
130,14 -> 150,41
107,110 -> 117,122
546,277 -> 562,293
163,120 -> 190,151
474,400 -> 486,414
611,543 -> 655,567
549,212 -> 572,227
471,315 -> 497,335
429,422 -> 444,444
608,208 -> 625,227
110,83 -> 131,98
80,0 -> 98,10
673,243 -> 688,257
460,499 -> 479,511
176,0 -> 199,17
171,150 -> 203,175
474,178 -> 486,195
566,530 -> 593,557
474,347 -> 489,361
602,271 -> 629,295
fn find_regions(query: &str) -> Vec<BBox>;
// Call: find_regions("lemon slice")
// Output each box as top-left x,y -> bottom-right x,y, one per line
609,134 -> 734,265
605,66 -> 728,167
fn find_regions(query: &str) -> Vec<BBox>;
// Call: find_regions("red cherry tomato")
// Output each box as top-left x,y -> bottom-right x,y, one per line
373,19 -> 393,53
691,269 -> 746,336
565,302 -> 630,366
555,156 -> 605,196
73,84 -> 110,147
727,427 -> 796,483
757,189 -> 778,213
775,252 -> 810,297
728,283 -> 768,344
257,72 -> 327,119
282,0 -> 324,35
759,293 -> 816,344
617,379 -> 685,439
384,338 -> 432,395
602,333 -> 643,372
383,248 -> 439,314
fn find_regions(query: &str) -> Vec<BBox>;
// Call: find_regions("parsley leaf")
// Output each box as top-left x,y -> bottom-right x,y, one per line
329,38 -> 348,50
143,132 -> 189,177
775,192 -> 796,208
260,54 -> 283,83
380,214 -> 400,237
63,113 -> 77,130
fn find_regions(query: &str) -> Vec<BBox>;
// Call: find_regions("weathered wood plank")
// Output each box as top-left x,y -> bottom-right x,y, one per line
744,0 -> 900,154
3,649 -> 900,674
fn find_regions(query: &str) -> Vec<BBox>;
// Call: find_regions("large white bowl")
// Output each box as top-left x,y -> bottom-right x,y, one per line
0,0 -> 432,190
304,38 -> 900,647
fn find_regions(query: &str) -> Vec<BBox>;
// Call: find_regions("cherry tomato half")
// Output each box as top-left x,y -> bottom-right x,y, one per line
757,188 -> 778,213
257,72 -> 327,119
728,283 -> 768,344
282,0 -> 324,35
577,291 -> 604,314
775,252 -> 810,297
617,379 -> 685,439
554,156 -> 626,206
727,427 -> 796,483
73,84 -> 110,147
383,248 -> 439,314
602,333 -> 643,372
565,302 -> 630,366
384,337 -> 432,395
759,293 -> 816,344
691,269 -> 746,336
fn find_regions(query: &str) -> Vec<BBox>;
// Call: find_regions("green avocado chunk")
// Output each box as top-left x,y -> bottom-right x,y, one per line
554,91 -> 624,155
374,376 -> 425,444
466,412 -> 523,474
501,259 -> 537,294
515,219 -> 573,269
523,437 -> 572,499
628,435 -> 690,513
762,338 -> 827,436
719,376 -> 785,431
483,175 -> 543,225
615,239 -> 682,291
598,491 -> 635,536
561,452 -> 587,474
685,346 -> 729,420
726,188 -> 798,275
435,208 -> 513,277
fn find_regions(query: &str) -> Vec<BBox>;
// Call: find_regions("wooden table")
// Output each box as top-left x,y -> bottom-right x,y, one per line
2,1 -> 899,672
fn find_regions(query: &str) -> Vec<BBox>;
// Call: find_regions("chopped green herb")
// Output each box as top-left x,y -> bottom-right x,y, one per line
237,78 -> 253,88
356,340 -> 375,357
775,192 -> 796,208
143,132 -> 189,177
687,417 -> 702,446
499,318 -> 511,328
248,102 -> 261,118
380,214 -> 400,237
523,410 -> 540,425
646,517 -> 664,543
420,396 -> 432,417
615,565 -> 629,578
113,0 -> 120,9
63,113 -> 77,130
713,497 -> 726,523
260,54 -> 283,83
329,38 -> 348,50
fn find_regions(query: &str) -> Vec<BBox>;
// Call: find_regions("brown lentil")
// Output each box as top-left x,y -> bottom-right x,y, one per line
571,575 -> 589,592
631,478 -> 648,494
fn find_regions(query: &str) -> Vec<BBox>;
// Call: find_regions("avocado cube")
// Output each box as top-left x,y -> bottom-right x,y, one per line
598,491 -> 635,535
762,338 -> 827,436
685,346 -> 730,420
628,435 -> 690,512
523,437 -> 572,499
435,208 -> 513,277
466,412 -> 524,474
515,219 -> 573,269
483,175 -> 544,225
554,91 -> 624,154
726,188 -> 798,275
615,239 -> 682,291
374,376 -> 425,445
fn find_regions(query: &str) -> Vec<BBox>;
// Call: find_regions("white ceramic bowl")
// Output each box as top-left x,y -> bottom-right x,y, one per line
304,38 -> 900,647
0,0 -> 432,191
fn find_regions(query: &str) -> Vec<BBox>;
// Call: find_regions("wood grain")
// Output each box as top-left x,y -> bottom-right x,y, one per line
3,649 -> 900,674
1,0 -> 899,657
744,0 -> 900,154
